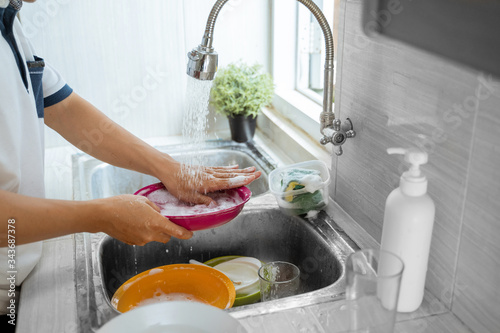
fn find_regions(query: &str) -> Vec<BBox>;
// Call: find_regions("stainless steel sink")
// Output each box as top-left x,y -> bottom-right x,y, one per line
72,140 -> 358,332
72,140 -> 275,201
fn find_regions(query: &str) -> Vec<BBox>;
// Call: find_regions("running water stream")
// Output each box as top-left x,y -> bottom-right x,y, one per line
180,76 -> 214,188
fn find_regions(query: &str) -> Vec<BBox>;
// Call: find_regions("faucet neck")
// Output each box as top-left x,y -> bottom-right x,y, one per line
201,0 -> 335,124
200,0 -> 231,49
201,0 -> 334,61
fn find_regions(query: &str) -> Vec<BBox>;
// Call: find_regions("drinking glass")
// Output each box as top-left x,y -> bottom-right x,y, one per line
258,261 -> 300,301
345,249 -> 404,333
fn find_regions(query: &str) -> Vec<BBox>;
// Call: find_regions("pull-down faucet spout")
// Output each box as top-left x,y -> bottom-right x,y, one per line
186,0 -> 355,156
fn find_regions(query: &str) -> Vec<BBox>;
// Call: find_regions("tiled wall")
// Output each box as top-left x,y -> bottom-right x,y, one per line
451,84 -> 500,332
333,1 -> 500,332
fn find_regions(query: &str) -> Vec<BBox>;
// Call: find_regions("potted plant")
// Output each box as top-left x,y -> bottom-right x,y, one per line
210,61 -> 274,143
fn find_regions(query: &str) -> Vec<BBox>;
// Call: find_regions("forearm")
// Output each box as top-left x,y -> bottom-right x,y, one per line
0,190 -> 99,246
44,92 -> 173,178
0,190 -> 193,247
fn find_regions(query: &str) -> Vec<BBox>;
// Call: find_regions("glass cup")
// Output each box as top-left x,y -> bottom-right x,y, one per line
258,261 -> 300,302
345,249 -> 404,333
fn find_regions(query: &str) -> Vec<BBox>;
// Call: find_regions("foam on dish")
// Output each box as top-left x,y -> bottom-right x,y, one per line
133,289 -> 208,309
147,188 -> 244,216
148,268 -> 163,275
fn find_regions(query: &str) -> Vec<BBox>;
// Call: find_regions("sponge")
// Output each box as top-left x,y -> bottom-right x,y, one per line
280,168 -> 325,215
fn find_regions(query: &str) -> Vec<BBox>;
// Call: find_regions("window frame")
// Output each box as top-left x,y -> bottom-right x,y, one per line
270,0 -> 338,142
295,0 -> 335,105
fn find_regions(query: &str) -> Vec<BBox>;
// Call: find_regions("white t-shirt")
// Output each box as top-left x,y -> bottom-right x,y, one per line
0,5 -> 73,314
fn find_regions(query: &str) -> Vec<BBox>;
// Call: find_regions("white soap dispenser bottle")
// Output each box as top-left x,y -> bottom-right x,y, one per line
380,148 -> 435,313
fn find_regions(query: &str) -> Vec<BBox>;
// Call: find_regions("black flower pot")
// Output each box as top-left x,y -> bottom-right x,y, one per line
227,114 -> 257,143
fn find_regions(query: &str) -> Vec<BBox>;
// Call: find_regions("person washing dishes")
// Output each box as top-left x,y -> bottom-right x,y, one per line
0,0 -> 261,329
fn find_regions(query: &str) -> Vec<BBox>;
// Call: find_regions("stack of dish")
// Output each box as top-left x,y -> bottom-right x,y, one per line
203,255 -> 262,306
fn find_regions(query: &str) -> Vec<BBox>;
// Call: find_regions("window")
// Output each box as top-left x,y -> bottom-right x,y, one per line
296,0 -> 335,105
271,0 -> 338,139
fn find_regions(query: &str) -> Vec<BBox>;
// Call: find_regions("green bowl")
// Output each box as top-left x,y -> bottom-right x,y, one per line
204,256 -> 261,307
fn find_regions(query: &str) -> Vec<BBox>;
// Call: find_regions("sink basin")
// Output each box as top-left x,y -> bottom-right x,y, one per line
72,140 -> 275,201
72,140 -> 359,332
100,209 -> 341,301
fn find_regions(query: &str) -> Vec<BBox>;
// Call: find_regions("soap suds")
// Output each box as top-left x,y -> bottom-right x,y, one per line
148,188 -> 244,216
133,289 -> 208,310
281,168 -> 323,193
228,175 -> 248,186
306,210 -> 319,219
301,174 -> 324,193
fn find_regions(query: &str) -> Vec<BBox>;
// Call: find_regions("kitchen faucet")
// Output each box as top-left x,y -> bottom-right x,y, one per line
186,0 -> 355,156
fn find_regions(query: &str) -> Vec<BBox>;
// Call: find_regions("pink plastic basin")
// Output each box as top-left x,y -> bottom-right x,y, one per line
134,183 -> 252,231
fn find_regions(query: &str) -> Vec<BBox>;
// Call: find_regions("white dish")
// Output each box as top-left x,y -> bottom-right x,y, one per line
214,257 -> 261,295
98,301 -> 246,333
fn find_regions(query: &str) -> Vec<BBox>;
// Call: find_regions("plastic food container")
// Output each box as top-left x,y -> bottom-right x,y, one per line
268,160 -> 330,216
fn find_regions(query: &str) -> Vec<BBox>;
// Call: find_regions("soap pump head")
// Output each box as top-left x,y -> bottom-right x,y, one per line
387,148 -> 428,196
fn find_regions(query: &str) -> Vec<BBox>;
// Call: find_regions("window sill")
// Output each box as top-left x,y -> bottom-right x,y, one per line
256,91 -> 331,167
273,88 -> 323,136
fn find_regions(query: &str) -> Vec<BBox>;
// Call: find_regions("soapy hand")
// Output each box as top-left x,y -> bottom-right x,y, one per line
93,194 -> 193,246
158,163 -> 261,205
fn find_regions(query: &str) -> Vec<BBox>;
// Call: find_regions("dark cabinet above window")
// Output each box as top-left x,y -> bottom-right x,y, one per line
364,0 -> 500,77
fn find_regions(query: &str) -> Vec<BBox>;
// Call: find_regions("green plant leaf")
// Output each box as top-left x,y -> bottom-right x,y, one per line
210,61 -> 275,118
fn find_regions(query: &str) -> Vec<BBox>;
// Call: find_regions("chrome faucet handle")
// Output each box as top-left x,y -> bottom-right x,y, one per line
320,118 -> 355,156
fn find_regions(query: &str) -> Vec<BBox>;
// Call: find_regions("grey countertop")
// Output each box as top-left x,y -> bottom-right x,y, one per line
15,133 -> 471,333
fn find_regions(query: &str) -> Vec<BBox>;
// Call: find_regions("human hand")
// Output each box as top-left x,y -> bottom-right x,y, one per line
158,160 -> 261,205
91,194 -> 193,245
